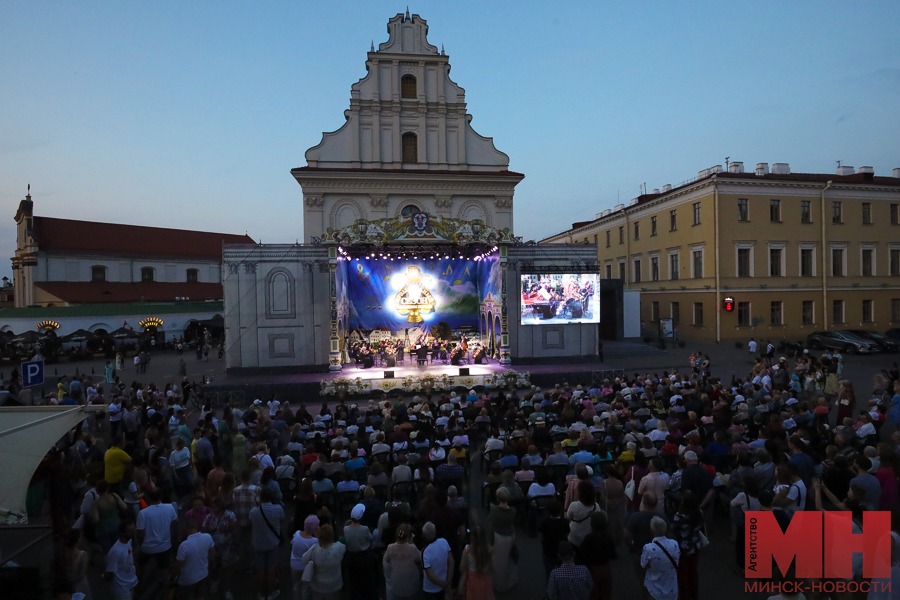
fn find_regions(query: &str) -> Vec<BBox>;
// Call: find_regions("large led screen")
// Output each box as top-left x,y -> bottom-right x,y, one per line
520,273 -> 600,325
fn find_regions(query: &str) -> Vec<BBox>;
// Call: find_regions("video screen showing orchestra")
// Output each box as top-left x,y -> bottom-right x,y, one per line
520,273 -> 600,325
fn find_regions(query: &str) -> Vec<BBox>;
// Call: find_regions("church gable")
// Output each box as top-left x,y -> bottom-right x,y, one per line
303,12 -> 510,172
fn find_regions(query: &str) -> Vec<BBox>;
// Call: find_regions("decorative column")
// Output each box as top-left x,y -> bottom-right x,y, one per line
499,246 -> 511,365
328,247 -> 342,371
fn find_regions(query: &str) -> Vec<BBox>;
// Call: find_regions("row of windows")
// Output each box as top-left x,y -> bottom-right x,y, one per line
600,201 -> 900,249
606,249 -> 704,281
648,298 -> 900,327
608,245 -> 900,282
91,266 -> 199,283
738,198 -> 900,225
607,204 -> 701,246
735,245 -> 900,278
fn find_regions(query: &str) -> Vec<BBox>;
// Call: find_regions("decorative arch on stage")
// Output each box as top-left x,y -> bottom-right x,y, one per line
318,213 -> 516,371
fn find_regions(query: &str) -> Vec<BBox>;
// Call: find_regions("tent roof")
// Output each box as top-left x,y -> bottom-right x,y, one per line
0,406 -> 106,522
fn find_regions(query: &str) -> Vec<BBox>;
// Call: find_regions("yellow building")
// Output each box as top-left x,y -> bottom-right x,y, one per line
542,163 -> 900,342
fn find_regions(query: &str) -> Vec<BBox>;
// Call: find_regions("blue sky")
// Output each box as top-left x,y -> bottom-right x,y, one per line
2,1 -> 898,281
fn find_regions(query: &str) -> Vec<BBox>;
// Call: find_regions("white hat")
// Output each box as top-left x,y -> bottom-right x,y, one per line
254,399 -> 262,405
351,504 -> 366,520
684,450 -> 698,461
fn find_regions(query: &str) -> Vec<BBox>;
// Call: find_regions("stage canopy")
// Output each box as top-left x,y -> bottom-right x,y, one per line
0,406 -> 106,523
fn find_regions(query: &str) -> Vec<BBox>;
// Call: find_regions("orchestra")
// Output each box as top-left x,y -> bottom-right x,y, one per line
347,333 -> 486,369
521,275 -> 594,320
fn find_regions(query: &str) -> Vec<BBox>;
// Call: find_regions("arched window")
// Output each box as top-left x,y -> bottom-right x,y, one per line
401,74 -> 417,99
141,267 -> 155,282
400,204 -> 420,218
186,268 -> 199,283
91,265 -> 107,282
266,268 -> 296,319
402,132 -> 418,164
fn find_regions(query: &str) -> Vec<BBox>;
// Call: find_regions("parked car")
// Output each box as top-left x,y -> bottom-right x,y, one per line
806,330 -> 879,354
886,328 -> 900,341
843,330 -> 900,353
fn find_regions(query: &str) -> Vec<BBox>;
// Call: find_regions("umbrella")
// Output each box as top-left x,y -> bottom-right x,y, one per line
109,327 -> 140,339
61,329 -> 97,343
11,330 -> 46,344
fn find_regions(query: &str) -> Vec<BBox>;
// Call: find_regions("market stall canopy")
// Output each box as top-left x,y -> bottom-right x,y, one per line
60,329 -> 97,343
109,327 -> 140,339
10,330 -> 47,344
0,406 -> 106,523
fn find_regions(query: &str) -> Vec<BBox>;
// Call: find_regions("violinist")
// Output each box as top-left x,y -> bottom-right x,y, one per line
472,343 -> 486,364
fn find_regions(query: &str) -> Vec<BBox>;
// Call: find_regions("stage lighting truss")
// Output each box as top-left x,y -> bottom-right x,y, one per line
336,243 -> 499,262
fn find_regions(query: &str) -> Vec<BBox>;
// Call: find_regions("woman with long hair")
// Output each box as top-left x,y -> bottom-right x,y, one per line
300,523 -> 346,600
568,480 -> 604,547
383,523 -> 422,600
577,512 -> 616,600
672,491 -> 705,600
489,488 -> 518,592
460,526 -> 494,600
291,514 -> 319,600
837,380 -> 857,426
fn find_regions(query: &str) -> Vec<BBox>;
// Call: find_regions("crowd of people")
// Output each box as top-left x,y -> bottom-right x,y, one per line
19,347 -> 900,600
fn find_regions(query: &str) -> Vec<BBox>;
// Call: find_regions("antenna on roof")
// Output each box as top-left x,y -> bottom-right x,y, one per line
371,41 -> 375,52
725,156 -> 730,170
406,6 -> 410,20
836,160 -> 841,168
27,183 -> 30,194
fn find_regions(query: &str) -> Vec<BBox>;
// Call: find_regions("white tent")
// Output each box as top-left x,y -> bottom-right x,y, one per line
0,406 -> 106,523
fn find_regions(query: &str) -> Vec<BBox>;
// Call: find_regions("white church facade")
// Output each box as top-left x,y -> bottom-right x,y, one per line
223,12 -> 601,372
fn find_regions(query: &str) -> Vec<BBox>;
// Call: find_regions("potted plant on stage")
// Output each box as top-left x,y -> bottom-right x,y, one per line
503,369 -> 519,392
420,372 -> 437,394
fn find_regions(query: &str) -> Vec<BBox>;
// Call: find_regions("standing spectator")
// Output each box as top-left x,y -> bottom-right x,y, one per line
539,500 -> 570,577
546,541 -> 592,600
748,338 -> 757,355
174,518 -> 215,599
300,523 -> 346,600
680,451 -> 714,511
104,522 -> 138,600
136,489 -> 179,578
637,458 -> 669,515
422,521 -> 454,600
624,493 -> 660,600
201,497 -> 238,600
108,398 -> 124,438
383,523 -> 422,600
343,504 -> 375,600
90,480 -> 126,554
671,491 -> 705,600
848,456 -> 881,511
291,514 -> 319,600
459,526 -> 494,600
104,436 -> 132,494
489,488 -> 517,592
640,517 -> 680,600
195,430 -> 215,479
568,481 -> 603,548
249,488 -> 284,600
577,512 -> 616,600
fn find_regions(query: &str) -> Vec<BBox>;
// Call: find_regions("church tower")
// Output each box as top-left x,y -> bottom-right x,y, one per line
295,12 -> 523,243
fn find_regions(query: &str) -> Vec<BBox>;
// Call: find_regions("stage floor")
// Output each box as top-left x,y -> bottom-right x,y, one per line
343,361 -> 500,379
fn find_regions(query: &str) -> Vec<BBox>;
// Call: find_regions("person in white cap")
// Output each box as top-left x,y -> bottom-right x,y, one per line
343,504 -> 375,599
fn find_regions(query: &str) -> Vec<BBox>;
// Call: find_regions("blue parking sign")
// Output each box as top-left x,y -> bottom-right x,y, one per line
22,360 -> 44,387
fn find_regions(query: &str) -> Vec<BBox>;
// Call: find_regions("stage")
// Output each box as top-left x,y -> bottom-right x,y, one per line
343,360 -> 500,379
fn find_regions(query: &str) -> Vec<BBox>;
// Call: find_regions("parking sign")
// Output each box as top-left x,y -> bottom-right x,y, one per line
21,360 -> 44,387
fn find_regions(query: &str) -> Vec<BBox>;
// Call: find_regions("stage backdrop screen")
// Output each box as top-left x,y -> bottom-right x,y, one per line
520,273 -> 600,325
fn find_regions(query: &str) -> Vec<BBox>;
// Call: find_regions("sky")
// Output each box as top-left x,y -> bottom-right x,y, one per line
2,1 -> 898,281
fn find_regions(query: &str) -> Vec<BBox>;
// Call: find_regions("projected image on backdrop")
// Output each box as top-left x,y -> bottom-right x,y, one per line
520,273 -> 600,325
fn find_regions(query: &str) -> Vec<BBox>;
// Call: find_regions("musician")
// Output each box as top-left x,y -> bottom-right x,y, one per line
473,344 -> 486,364
450,344 -> 462,366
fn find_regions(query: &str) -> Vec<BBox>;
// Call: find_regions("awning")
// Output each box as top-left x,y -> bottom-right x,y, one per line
0,406 -> 106,523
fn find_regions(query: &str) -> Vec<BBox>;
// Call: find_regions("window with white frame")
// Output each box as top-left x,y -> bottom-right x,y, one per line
633,258 -> 642,283
605,263 -> 612,279
891,247 -> 900,277
691,246 -> 704,279
737,301 -> 751,326
693,302 -> 703,325
799,244 -> 816,277
671,302 -> 680,324
770,301 -> 783,325
831,245 -> 847,277
892,298 -> 900,322
802,301 -> 815,325
735,242 -> 754,278
861,245 -> 876,277
769,243 -> 786,277
862,299 -> 874,323
669,251 -> 679,280
618,261 -> 626,281
832,299 -> 845,324
650,255 -> 659,281
650,301 -> 659,322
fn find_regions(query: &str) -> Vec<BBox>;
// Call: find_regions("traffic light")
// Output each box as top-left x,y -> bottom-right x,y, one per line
723,296 -> 735,312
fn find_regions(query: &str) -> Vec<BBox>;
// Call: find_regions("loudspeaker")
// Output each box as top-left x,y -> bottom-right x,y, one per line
459,368 -> 470,376
384,371 -> 395,379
